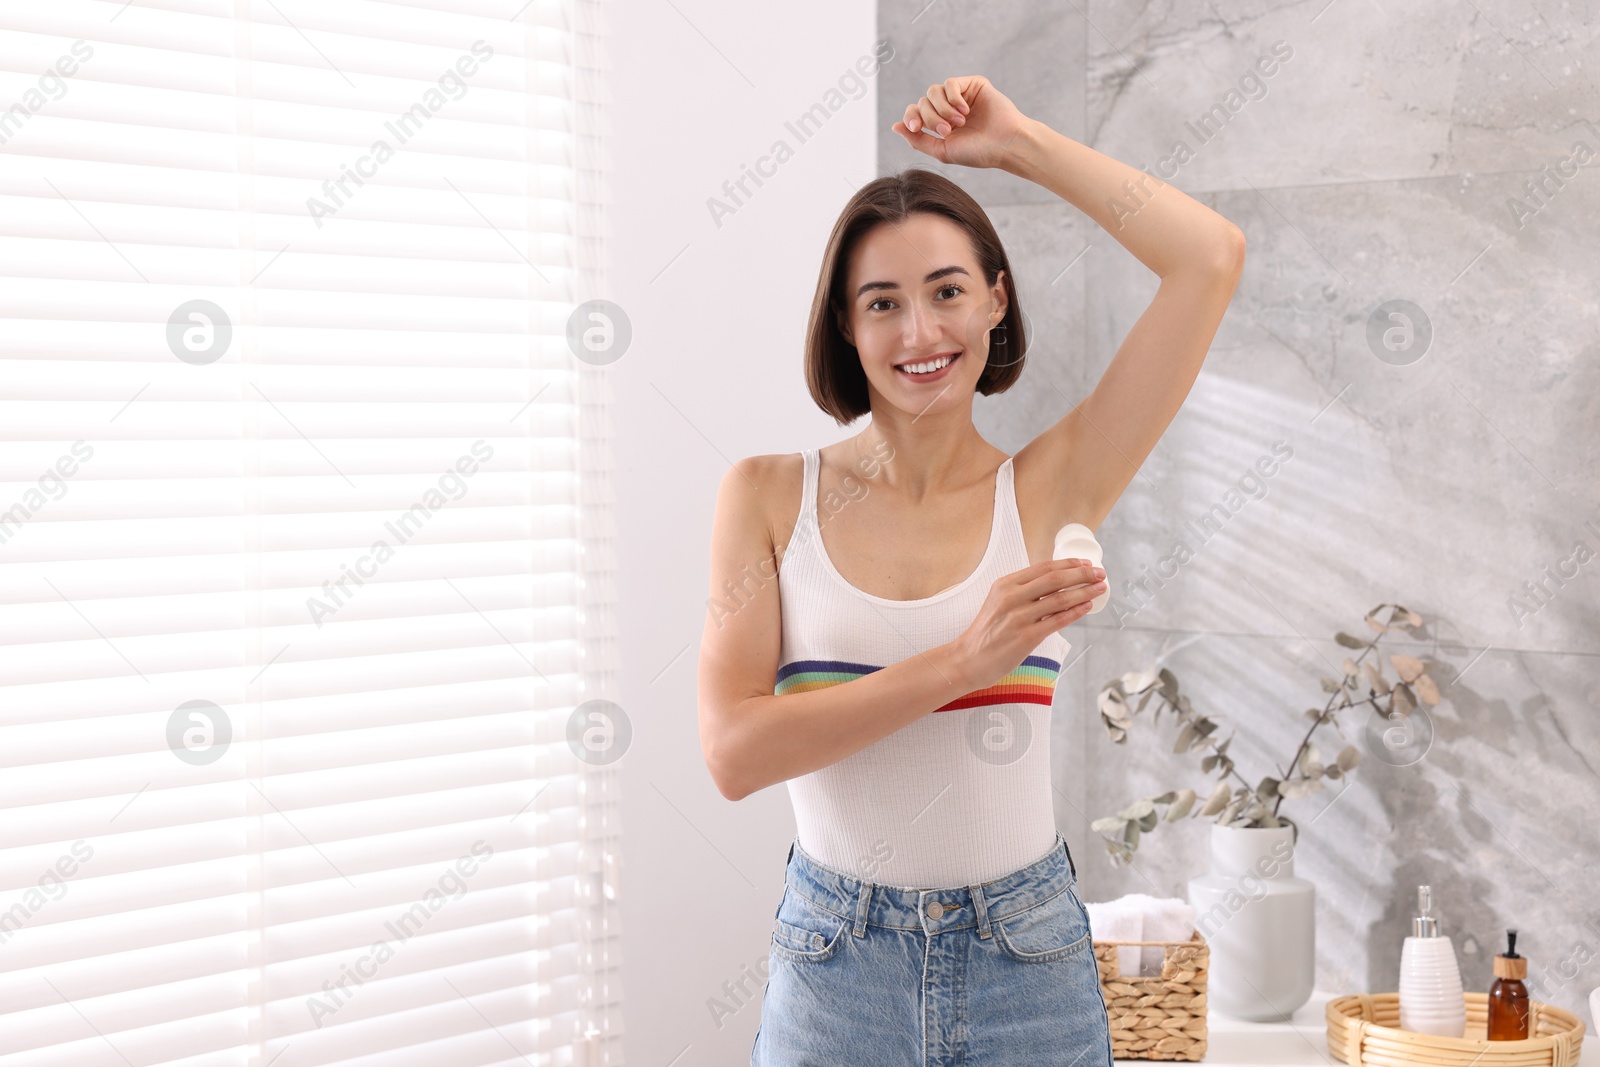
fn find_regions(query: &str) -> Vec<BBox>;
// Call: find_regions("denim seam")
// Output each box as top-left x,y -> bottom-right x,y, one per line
993,924 -> 1094,964
780,883 -> 1073,933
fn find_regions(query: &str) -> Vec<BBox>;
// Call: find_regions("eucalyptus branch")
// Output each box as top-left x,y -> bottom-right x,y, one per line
1089,602 -> 1443,864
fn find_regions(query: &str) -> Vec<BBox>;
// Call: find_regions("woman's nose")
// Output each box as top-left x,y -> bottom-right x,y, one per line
901,301 -> 939,346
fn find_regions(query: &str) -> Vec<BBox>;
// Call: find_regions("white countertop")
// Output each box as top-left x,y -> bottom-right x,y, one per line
1120,990 -> 1597,1067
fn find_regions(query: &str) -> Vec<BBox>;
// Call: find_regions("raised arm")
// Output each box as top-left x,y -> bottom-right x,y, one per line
1004,116 -> 1245,532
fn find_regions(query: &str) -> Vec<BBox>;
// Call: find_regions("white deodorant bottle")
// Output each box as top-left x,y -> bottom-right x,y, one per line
1052,523 -> 1108,647
1398,885 -> 1466,1037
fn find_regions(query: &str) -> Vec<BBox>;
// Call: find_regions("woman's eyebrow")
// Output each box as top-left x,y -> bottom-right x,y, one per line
854,264 -> 971,299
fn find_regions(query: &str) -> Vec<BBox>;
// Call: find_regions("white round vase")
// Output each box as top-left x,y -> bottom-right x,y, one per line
1186,823 -> 1315,1021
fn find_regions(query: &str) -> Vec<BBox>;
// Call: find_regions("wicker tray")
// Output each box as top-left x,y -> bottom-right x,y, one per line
1091,932 -> 1209,1061
1326,992 -> 1586,1067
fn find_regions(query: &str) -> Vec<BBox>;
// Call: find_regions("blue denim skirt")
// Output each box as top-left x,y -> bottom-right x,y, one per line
751,830 -> 1114,1066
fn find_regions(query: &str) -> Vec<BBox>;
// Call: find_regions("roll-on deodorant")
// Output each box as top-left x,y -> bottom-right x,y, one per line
1053,522 -> 1109,614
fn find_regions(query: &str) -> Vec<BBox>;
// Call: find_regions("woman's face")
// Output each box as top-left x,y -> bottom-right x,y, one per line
839,212 -> 1008,419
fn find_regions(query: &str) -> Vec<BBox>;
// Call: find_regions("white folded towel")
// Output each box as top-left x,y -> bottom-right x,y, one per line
1082,897 -> 1142,977
1082,893 -> 1196,977
1139,895 -> 1198,977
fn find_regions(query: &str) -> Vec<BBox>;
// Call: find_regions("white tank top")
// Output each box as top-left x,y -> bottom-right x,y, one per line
774,446 -> 1070,889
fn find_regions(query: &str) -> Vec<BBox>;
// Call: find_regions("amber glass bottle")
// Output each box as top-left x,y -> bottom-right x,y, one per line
1487,928 -> 1530,1040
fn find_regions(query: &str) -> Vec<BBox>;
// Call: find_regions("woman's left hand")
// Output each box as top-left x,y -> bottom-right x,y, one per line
891,75 -> 1031,170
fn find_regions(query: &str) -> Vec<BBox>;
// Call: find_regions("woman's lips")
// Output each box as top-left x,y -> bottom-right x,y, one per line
895,350 -> 960,383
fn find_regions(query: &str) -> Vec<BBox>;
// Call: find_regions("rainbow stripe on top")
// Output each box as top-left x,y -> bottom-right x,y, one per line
773,654 -> 1061,713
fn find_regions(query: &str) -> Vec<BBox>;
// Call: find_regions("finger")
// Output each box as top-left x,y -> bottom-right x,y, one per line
902,103 -> 923,133
1033,592 -> 1094,627
926,84 -> 963,126
1017,569 -> 1103,604
944,76 -> 972,116
917,97 -> 951,136
891,120 -> 947,162
1008,557 -> 1090,586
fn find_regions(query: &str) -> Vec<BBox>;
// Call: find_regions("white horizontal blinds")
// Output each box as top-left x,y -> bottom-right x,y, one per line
0,0 -> 610,1064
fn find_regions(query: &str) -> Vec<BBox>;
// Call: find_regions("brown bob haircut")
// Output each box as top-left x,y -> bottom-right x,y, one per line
804,167 -> 1027,425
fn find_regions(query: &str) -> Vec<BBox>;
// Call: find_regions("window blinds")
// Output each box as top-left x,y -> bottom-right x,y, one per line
0,1 -> 621,1064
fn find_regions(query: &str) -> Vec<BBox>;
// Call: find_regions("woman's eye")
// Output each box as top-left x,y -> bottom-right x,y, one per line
867,285 -> 963,313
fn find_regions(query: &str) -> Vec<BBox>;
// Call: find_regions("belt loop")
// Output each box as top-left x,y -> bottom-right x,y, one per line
1062,835 -> 1077,881
970,881 -> 992,939
787,838 -> 796,865
852,879 -> 872,937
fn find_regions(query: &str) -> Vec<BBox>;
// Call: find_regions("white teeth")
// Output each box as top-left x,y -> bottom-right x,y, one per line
899,353 -> 954,375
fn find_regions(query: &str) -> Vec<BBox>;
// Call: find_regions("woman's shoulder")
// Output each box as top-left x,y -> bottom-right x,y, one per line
725,451 -> 806,561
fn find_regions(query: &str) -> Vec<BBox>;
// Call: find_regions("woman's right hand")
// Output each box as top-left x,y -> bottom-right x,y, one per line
949,558 -> 1105,692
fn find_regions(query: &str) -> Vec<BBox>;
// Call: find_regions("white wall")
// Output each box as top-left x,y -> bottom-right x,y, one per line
608,3 -> 881,1062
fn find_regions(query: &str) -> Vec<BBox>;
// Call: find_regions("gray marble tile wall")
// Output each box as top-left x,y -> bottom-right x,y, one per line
879,0 -> 1600,1025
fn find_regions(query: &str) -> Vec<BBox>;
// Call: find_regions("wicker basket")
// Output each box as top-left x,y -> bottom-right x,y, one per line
1090,932 -> 1209,1061
1326,992 -> 1586,1067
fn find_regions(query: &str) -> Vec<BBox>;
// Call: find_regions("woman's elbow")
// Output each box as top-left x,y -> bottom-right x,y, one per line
701,717 -> 750,802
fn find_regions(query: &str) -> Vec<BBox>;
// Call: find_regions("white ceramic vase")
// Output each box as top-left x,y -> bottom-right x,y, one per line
1187,823 -> 1315,1021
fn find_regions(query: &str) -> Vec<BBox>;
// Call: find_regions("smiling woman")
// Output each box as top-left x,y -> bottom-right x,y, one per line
804,172 -> 1026,425
697,72 -> 1243,1067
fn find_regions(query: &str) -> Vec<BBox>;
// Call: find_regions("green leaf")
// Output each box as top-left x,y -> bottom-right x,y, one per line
1277,777 -> 1326,799
1173,721 -> 1198,754
1138,810 -> 1158,832
1335,631 -> 1367,649
1151,790 -> 1177,804
1165,788 -> 1196,821
1123,820 -> 1141,847
1200,754 -> 1218,773
1199,781 -> 1231,816
1256,776 -> 1280,801
1337,744 -> 1361,771
1119,798 -> 1156,820
1364,660 -> 1390,695
1091,816 -> 1127,835
1121,669 -> 1158,694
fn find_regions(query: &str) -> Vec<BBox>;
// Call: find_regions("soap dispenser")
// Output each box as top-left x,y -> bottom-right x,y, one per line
1398,885 -> 1466,1037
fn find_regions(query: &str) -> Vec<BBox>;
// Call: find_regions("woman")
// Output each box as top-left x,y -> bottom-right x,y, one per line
698,74 -> 1244,1065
